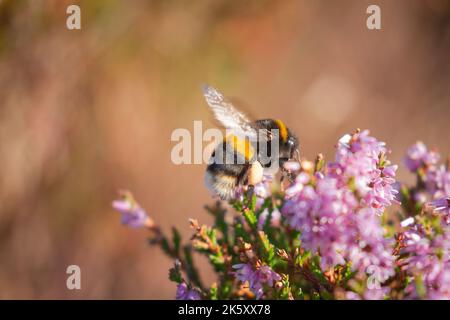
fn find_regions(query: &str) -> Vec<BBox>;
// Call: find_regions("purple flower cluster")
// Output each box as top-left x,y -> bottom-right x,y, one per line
282,130 -> 396,284
234,175 -> 273,207
253,175 -> 273,199
112,191 -> 150,228
346,287 -> 390,300
176,282 -> 201,300
330,130 -> 398,216
429,198 -> 450,225
426,166 -> 450,200
233,263 -> 281,299
400,222 -> 450,299
404,141 -> 440,172
283,176 -> 357,268
404,141 -> 450,226
404,141 -> 449,200
257,208 -> 281,230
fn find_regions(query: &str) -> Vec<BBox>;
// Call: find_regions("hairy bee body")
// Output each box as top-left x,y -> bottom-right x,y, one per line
202,86 -> 299,201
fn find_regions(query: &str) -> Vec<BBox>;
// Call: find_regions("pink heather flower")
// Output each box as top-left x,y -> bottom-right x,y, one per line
282,130 -> 397,276
348,208 -> 396,283
401,223 -> 450,299
176,282 -> 201,300
282,176 -> 395,278
403,142 -> 449,200
404,141 -> 440,172
284,172 -> 309,198
427,269 -> 450,300
233,263 -> 281,299
233,263 -> 254,284
257,208 -> 281,230
363,165 -> 399,216
426,165 -> 450,199
112,191 -> 150,228
345,291 -> 362,300
428,198 -> 450,225
234,175 -> 273,205
283,161 -> 301,172
400,217 -> 415,228
282,177 -> 358,269
253,175 -> 273,199
363,287 -> 390,300
296,172 -> 310,184
330,130 -> 398,216
346,287 -> 390,300
413,191 -> 428,205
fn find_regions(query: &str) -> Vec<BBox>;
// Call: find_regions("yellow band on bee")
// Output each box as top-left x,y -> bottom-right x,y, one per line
274,119 -> 288,142
225,134 -> 254,161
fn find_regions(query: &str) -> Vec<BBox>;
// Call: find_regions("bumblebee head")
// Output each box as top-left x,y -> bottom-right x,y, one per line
288,135 -> 299,159
279,130 -> 299,166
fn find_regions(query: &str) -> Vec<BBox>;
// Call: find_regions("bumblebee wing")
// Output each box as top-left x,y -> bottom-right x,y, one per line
202,85 -> 258,139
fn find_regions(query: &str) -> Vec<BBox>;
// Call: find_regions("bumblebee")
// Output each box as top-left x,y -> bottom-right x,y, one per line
203,85 -> 299,200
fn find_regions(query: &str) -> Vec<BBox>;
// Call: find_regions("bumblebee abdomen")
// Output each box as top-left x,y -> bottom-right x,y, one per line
205,162 -> 248,200
204,170 -> 237,200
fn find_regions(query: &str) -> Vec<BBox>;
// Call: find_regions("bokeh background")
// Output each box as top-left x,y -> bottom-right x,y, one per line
0,0 -> 449,299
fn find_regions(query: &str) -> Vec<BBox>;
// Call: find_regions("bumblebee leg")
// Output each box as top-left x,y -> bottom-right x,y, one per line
281,167 -> 295,183
280,178 -> 286,192
280,168 -> 291,182
247,184 -> 255,199
242,184 -> 255,210
280,168 -> 294,192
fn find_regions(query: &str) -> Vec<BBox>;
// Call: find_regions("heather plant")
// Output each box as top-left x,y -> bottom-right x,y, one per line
113,129 -> 449,300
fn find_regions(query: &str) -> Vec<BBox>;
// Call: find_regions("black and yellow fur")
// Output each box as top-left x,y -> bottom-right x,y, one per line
205,119 -> 298,200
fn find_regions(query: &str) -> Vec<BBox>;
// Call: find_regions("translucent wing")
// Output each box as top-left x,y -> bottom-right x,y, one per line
202,85 -> 258,139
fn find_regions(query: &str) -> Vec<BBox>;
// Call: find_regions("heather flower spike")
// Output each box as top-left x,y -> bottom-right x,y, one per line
233,263 -> 281,299
428,198 -> 450,225
115,130 -> 450,300
176,282 -> 201,300
404,141 -> 440,172
112,190 -> 153,228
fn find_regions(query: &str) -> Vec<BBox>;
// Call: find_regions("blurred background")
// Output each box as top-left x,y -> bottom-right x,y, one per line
0,0 -> 449,299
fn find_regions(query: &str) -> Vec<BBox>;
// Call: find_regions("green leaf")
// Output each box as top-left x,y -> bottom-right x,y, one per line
207,228 -> 218,247
320,290 -> 333,300
341,263 -> 355,283
310,256 -> 330,285
168,260 -> 182,284
183,245 -> 203,289
209,253 -> 225,272
205,203 -> 229,244
243,209 -> 257,230
159,237 -> 172,256
295,250 -> 311,267
172,227 -> 181,256
312,291 -> 321,300
415,275 -> 426,299
278,274 -> 292,300
295,287 -> 304,300
234,220 -> 250,242
378,152 -> 387,168
219,280 -> 233,299
314,153 -> 325,172
209,283 -> 218,300
249,193 -> 257,212
232,200 -> 243,212
258,231 -> 275,263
